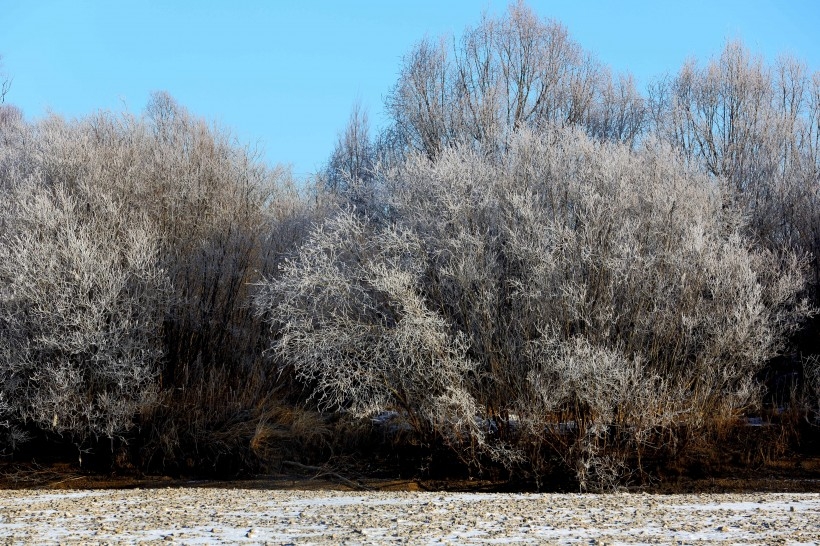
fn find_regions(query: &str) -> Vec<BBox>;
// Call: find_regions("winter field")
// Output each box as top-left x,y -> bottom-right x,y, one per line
0,488 -> 818,545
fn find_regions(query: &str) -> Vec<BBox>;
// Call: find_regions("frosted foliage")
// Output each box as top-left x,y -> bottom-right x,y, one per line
0,182 -> 170,441
0,94 -> 316,464
256,212 -> 492,452
259,125 -> 810,488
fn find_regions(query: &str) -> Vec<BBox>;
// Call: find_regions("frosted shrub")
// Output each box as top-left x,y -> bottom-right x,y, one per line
261,124 -> 810,488
0,95 -> 320,467
0,180 -> 170,445
255,212 -> 492,456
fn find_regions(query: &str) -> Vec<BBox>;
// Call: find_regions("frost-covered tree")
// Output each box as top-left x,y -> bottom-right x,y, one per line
0,55 -> 11,104
385,1 -> 645,161
650,41 -> 820,282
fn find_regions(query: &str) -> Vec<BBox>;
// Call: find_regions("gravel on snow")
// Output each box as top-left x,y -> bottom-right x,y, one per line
0,488 -> 818,544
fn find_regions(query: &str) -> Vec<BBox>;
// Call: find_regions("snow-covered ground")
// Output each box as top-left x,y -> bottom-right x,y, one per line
0,488 -> 818,544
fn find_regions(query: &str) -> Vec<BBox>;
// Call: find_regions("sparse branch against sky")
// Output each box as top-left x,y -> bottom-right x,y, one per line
1,0 -> 818,177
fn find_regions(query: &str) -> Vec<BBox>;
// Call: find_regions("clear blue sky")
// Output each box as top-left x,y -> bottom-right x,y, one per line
2,1 -> 818,178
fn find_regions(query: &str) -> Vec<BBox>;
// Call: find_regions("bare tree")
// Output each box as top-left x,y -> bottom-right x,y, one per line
324,102 -> 378,211
384,1 -> 644,161
649,43 -> 777,194
586,71 -> 646,146
650,44 -> 819,226
387,36 -> 457,159
0,55 -> 10,104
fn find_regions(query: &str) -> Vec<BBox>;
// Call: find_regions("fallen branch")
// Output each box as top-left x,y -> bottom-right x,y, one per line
281,460 -> 373,491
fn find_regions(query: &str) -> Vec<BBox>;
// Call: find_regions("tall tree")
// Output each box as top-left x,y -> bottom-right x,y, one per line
384,1 -> 645,160
650,42 -> 820,286
325,102 -> 375,196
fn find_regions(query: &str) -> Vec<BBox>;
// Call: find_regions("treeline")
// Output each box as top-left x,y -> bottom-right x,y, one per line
2,2 -> 820,490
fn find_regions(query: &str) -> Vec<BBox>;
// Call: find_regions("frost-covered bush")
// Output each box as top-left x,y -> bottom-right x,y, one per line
0,95 -> 321,467
0,180 -> 170,444
255,212 -> 494,459
259,125 -> 811,489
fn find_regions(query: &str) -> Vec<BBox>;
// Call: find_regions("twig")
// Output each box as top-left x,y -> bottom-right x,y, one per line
47,475 -> 85,488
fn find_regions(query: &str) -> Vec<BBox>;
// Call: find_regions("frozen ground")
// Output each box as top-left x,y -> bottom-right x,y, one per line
0,488 -> 818,544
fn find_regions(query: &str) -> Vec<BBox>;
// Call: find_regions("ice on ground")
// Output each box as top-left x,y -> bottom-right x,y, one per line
0,489 -> 818,545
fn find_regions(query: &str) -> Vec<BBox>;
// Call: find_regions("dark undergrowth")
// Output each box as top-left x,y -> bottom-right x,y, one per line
3,418 -> 820,494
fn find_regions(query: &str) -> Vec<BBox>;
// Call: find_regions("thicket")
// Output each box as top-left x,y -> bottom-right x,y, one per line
0,94 -> 329,471
268,128 -> 811,489
314,2 -> 820,488
2,2 -> 820,490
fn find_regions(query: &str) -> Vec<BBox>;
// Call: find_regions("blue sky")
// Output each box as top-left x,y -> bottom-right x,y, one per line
2,1 -> 818,178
